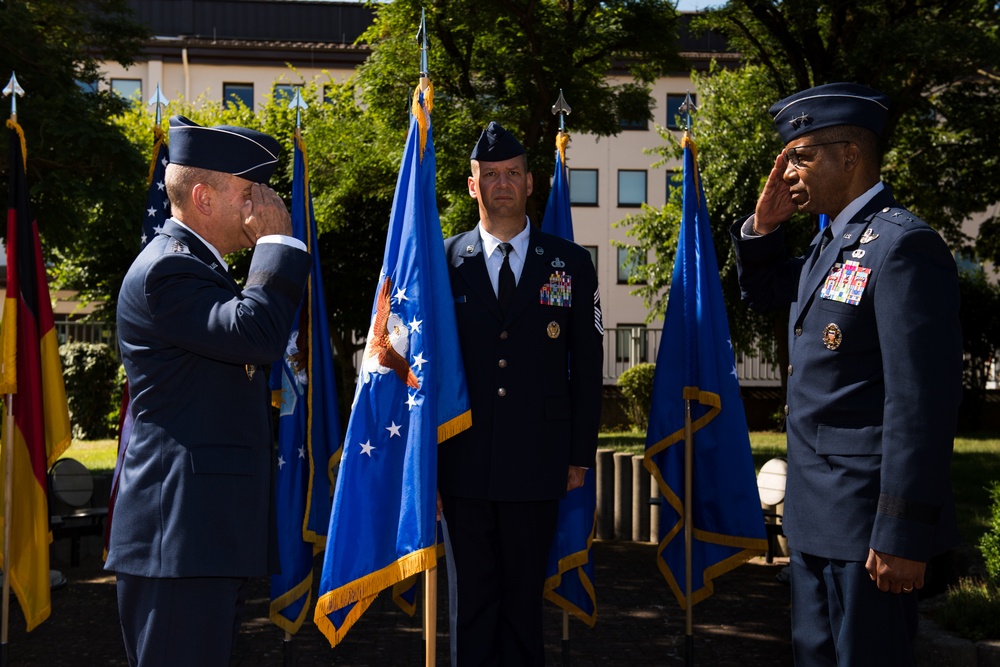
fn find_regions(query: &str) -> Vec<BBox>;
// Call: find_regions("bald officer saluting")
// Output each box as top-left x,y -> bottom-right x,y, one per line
107,116 -> 311,667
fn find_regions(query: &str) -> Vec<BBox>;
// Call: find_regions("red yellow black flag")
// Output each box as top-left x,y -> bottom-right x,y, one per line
0,119 -> 72,631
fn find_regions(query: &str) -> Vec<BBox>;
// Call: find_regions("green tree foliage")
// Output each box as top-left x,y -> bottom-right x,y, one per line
358,0 -> 685,234
621,1 -> 1000,423
698,0 -> 1000,257
1,0 -> 149,308
114,80 -> 397,419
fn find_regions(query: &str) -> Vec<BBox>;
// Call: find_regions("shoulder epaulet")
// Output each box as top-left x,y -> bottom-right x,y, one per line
168,239 -> 190,254
871,206 -> 917,227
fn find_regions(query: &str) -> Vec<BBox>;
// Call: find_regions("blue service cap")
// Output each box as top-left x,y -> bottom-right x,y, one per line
168,116 -> 281,183
470,121 -> 525,162
769,83 -> 890,144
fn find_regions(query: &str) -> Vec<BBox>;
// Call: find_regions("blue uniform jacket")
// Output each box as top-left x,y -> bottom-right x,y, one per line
731,187 -> 962,562
439,225 -> 604,502
106,219 -> 311,578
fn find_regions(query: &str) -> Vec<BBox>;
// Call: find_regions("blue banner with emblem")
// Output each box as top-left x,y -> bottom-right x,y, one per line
314,81 -> 471,646
541,130 -> 596,627
644,134 -> 768,609
268,129 -> 342,634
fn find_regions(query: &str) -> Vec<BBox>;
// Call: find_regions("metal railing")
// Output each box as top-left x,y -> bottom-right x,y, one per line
55,321 -> 119,358
601,326 -> 782,387
56,320 -> 784,388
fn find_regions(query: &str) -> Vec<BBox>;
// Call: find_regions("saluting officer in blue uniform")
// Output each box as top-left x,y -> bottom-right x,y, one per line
440,123 -> 604,666
107,116 -> 311,666
731,83 -> 962,667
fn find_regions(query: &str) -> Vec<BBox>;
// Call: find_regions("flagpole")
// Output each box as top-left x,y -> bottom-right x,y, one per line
2,396 -> 13,667
549,88 -> 575,666
679,91 -> 697,667
684,400 -> 694,666
415,12 -> 438,665
1,70 -> 25,667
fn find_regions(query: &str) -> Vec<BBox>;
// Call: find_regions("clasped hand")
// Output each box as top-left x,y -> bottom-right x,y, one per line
866,548 -> 926,595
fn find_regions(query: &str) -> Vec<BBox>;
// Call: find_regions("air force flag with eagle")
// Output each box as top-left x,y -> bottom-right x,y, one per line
314,81 -> 471,646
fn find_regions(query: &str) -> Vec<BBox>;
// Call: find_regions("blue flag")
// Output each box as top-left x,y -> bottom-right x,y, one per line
106,127 -> 171,555
314,82 -> 472,646
541,131 -> 596,627
643,135 -> 768,609
540,132 -> 574,242
268,129 -> 342,634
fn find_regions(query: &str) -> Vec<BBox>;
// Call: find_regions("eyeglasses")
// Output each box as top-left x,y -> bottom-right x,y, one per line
784,141 -> 850,169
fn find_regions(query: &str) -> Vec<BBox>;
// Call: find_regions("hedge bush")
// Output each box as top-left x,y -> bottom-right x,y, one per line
617,362 -> 656,431
981,481 -> 1000,586
59,341 -> 120,440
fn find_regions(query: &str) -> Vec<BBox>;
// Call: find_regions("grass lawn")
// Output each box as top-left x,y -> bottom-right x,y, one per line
602,429 -> 1000,548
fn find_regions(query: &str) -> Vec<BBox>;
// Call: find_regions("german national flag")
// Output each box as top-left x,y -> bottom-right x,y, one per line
0,119 -> 71,631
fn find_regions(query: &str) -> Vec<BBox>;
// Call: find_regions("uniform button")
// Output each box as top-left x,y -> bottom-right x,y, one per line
794,327 -> 803,336
498,359 -> 507,368
498,387 -> 507,397
783,404 -> 789,416
787,364 -> 793,376
499,331 -> 509,340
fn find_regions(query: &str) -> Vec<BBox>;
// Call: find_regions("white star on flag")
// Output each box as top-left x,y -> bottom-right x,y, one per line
298,446 -> 306,459
408,317 -> 422,333
393,286 -> 409,302
360,441 -> 375,456
386,422 -> 402,437
277,455 -> 286,469
147,206 -> 157,217
406,393 -> 418,410
412,352 -> 427,371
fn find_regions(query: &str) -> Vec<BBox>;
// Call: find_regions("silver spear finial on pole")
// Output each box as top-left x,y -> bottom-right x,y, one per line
289,87 -> 309,128
3,72 -> 25,121
551,89 -> 571,133
147,83 -> 168,126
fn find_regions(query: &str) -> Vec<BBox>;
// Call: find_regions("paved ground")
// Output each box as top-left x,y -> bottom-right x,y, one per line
4,540 -> 792,666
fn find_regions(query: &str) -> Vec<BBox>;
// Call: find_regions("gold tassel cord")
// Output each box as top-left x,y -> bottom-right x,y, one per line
6,119 -> 27,171
411,79 -> 434,161
555,131 -> 569,165
147,125 -> 166,185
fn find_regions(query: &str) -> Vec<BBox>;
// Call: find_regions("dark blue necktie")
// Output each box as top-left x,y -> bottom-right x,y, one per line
497,242 -> 515,316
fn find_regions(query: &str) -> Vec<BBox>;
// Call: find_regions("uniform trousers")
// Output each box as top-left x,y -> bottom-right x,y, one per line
442,494 -> 559,667
116,572 -> 248,667
790,549 -> 918,667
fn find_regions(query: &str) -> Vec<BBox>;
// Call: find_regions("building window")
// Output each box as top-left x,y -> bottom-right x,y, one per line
615,325 -> 650,364
273,84 -> 302,103
619,115 -> 648,131
569,169 -> 598,206
224,83 -> 254,110
618,170 -> 647,207
666,93 -> 696,131
111,79 -> 142,103
667,168 -> 682,202
582,245 -> 598,273
617,246 -> 645,285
